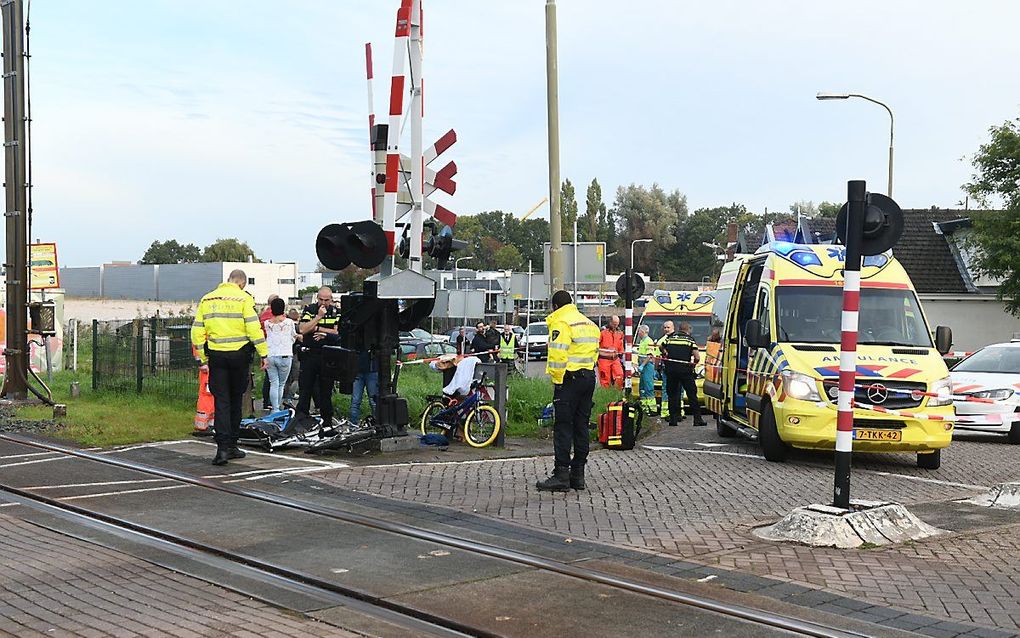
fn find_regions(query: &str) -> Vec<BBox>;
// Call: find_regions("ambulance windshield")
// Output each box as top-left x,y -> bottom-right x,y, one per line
640,316 -> 711,344
775,287 -> 932,347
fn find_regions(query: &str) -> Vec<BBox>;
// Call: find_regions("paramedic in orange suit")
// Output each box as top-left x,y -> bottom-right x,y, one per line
597,315 -> 624,388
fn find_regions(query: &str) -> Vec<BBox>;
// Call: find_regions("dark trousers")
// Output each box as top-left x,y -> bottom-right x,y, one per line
552,368 -> 596,469
261,372 -> 271,408
665,369 -> 701,424
208,349 -> 252,448
296,351 -> 334,424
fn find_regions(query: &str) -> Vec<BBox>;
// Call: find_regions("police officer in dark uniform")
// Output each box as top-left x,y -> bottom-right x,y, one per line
659,321 -> 706,427
296,286 -> 340,425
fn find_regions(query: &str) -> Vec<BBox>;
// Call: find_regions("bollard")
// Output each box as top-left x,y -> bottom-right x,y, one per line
53,404 -> 67,418
475,361 -> 508,447
70,381 -> 80,398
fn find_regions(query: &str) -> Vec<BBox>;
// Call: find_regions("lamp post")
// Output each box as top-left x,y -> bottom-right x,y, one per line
816,92 -> 895,197
455,256 -> 473,328
630,238 -> 652,272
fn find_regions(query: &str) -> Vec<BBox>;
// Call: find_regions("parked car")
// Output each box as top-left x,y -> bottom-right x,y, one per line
399,328 -> 438,342
399,340 -> 458,362
446,326 -> 477,349
950,341 -> 1020,443
522,322 -> 548,360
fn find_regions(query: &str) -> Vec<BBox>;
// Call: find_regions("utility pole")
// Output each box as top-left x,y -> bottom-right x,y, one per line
545,0 -> 563,294
1,0 -> 29,400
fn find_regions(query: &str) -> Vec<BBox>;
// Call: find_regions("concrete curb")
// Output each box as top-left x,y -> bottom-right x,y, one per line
753,500 -> 944,549
962,481 -> 1020,509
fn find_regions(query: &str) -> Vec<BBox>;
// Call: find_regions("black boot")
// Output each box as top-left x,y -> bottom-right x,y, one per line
227,447 -> 246,459
212,448 -> 230,466
693,419 -> 707,427
535,467 -> 570,492
570,466 -> 586,491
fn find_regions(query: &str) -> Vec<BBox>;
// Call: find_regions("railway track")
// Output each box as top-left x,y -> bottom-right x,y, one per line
0,433 -> 871,638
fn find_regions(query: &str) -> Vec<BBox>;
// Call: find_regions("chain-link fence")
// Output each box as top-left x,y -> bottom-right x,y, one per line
91,317 -> 197,399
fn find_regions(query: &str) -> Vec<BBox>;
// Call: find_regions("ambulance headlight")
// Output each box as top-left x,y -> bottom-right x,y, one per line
929,377 -> 953,407
781,370 -> 821,402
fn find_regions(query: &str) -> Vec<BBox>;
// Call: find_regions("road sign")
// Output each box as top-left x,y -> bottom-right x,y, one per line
30,243 -> 60,290
542,242 -> 606,285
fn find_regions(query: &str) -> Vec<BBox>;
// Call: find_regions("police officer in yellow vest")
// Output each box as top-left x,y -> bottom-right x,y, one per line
659,320 -> 706,428
498,324 -> 518,372
192,269 -> 269,465
536,290 -> 600,492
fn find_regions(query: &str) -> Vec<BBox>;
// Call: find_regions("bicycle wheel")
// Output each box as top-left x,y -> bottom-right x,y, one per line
463,405 -> 501,448
420,401 -> 448,437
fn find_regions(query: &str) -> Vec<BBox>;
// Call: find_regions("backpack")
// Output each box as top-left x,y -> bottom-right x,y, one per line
597,401 -> 642,450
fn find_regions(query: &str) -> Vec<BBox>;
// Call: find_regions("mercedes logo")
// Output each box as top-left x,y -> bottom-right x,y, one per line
866,383 -> 889,404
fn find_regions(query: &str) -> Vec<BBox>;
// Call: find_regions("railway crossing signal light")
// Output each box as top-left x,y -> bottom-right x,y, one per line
426,226 -> 467,270
836,193 -> 904,256
315,220 -> 389,271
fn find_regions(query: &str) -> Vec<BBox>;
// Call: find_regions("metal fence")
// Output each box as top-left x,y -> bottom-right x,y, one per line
91,317 -> 197,399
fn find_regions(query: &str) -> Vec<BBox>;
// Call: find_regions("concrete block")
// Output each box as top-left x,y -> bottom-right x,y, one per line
754,501 -> 944,549
378,435 -> 418,453
963,482 -> 1020,509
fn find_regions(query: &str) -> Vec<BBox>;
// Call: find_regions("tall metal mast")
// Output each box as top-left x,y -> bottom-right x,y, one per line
1,0 -> 29,399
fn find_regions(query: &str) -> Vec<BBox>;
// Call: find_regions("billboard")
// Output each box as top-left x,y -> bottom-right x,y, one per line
30,243 -> 60,290
542,242 -> 606,285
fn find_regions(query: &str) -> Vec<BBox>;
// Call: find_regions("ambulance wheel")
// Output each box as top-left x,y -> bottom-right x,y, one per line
917,449 -> 941,469
1008,422 -> 1020,444
758,405 -> 789,462
716,416 -> 736,438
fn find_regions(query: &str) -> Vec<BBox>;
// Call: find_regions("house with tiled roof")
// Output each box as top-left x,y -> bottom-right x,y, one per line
730,209 -> 1019,350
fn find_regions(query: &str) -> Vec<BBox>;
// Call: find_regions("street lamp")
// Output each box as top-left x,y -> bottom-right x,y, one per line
630,238 -> 652,271
816,92 -> 895,197
455,256 -> 473,328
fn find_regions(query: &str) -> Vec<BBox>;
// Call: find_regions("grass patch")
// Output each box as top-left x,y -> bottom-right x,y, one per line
6,359 -> 630,448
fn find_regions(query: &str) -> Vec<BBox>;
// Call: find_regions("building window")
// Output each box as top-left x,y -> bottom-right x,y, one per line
248,278 -> 255,285
278,278 -> 295,284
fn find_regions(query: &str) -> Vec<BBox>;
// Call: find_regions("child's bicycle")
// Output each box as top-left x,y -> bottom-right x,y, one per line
419,374 -> 502,448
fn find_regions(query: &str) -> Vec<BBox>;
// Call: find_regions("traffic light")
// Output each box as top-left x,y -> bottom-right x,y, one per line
315,220 -> 389,271
425,225 -> 467,269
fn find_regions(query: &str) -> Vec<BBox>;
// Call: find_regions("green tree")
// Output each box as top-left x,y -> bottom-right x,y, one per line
139,239 -> 201,264
580,178 -> 606,242
494,245 -> 522,270
610,183 -> 682,277
817,201 -> 841,218
789,200 -> 819,217
963,116 -> 1020,314
202,238 -> 258,263
561,178 -> 578,241
332,267 -> 376,293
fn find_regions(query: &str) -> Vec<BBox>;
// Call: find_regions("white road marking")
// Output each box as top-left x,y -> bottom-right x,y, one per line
693,442 -> 732,448
642,445 -> 991,490
0,451 -> 63,460
25,479 -> 172,490
59,485 -> 188,501
0,457 -> 75,469
356,455 -> 544,470
0,502 -> 20,508
223,465 -> 348,483
697,574 -> 717,583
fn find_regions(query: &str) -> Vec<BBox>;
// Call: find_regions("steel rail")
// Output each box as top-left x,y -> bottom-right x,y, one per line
0,433 -> 867,638
0,481 -> 484,638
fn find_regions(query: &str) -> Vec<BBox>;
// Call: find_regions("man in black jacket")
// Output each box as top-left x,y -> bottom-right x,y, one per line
472,322 -> 492,362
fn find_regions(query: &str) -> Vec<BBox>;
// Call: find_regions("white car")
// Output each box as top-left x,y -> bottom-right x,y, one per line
950,341 -> 1020,443
522,322 -> 549,360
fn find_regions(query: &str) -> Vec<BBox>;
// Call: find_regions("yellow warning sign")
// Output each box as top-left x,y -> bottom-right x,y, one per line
30,243 -> 60,290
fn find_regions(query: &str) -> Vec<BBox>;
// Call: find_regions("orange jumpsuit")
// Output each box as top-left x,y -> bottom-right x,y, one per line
597,327 -> 624,388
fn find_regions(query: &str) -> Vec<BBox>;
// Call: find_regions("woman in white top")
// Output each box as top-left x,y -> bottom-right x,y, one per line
263,298 -> 297,412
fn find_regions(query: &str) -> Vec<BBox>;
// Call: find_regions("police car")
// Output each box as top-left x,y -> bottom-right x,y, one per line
950,341 -> 1020,443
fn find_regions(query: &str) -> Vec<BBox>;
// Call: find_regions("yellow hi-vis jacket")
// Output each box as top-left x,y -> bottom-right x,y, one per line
191,282 -> 268,364
545,303 -> 599,385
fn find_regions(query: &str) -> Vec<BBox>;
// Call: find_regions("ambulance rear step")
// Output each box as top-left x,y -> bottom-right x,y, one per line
718,416 -> 758,440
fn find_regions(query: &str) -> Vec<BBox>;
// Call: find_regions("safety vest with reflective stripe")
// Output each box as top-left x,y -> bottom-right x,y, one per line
191,282 -> 269,364
499,333 -> 516,360
544,303 -> 600,385
637,334 -> 655,366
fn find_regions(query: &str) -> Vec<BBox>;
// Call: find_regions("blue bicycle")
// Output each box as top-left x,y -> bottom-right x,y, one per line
419,374 -> 501,448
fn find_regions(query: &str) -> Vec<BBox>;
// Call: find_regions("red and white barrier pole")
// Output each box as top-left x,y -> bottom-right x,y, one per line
407,0 -> 425,273
382,1 -> 411,271
365,42 -> 376,220
834,180 -> 867,509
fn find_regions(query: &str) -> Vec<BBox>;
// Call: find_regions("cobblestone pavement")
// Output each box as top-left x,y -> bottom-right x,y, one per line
0,513 -> 358,638
304,424 -> 1020,635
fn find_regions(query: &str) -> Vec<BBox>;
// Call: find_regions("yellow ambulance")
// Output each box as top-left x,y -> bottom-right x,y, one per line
638,290 -> 715,410
704,241 -> 955,469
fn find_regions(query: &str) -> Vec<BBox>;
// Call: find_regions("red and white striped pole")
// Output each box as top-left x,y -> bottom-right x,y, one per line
365,43 -> 376,220
382,0 -> 412,273
623,268 -> 634,397
834,180 -> 867,509
407,0 -> 425,273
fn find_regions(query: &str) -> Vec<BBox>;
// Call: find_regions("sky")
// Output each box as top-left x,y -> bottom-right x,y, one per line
26,1 -> 1020,268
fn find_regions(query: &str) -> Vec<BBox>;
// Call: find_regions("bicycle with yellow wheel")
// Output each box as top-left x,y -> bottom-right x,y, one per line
419,374 -> 501,448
